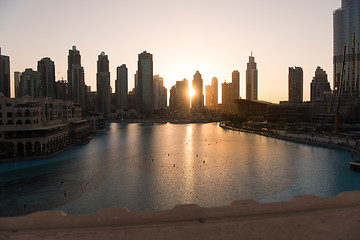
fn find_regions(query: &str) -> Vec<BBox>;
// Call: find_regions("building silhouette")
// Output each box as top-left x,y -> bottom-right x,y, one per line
205,77 -> 218,108
115,64 -> 128,111
232,70 -> 240,99
170,79 -> 190,113
0,48 -> 10,98
191,71 -> 204,111
67,46 -> 86,108
288,67 -> 303,103
310,67 -> 331,102
137,51 -> 153,114
334,0 -> 360,96
153,75 -> 167,111
14,72 -> 21,98
37,57 -> 55,98
18,68 -> 42,98
96,52 -> 111,117
246,53 -> 258,100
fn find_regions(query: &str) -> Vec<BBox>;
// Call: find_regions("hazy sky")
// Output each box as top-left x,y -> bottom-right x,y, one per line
0,0 -> 341,103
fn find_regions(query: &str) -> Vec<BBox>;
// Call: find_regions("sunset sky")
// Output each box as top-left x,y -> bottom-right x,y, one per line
0,0 -> 340,103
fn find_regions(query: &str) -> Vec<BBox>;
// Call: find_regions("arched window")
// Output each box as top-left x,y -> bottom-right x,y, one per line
16,120 -> 23,125
25,109 -> 30,117
16,110 -> 22,117
25,119 -> 31,125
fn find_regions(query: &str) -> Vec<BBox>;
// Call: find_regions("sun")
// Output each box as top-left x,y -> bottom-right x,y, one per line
188,88 -> 195,97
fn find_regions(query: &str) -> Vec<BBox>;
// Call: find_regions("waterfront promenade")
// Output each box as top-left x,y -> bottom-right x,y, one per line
219,122 -> 359,157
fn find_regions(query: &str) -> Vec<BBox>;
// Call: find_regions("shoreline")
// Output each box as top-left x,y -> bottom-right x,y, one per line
219,121 -> 360,157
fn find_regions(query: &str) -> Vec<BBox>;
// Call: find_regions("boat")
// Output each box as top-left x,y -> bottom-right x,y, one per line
349,161 -> 360,171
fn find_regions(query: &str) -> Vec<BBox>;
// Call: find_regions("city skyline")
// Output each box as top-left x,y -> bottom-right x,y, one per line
0,0 -> 340,103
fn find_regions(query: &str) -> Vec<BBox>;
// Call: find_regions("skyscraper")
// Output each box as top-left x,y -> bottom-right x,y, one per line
37,57 -> 55,98
153,75 -> 167,110
0,48 -> 10,97
18,68 -> 42,98
115,64 -> 128,110
310,67 -> 331,102
191,71 -> 204,111
205,77 -> 218,107
222,81 -> 233,107
288,67 -> 303,103
232,70 -> 240,99
334,0 -> 360,96
97,52 -> 111,117
246,54 -> 258,100
170,79 -> 190,113
67,46 -> 81,101
14,71 -> 21,98
137,51 -> 153,114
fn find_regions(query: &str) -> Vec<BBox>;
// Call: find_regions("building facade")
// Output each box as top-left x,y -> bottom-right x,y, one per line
0,95 -> 87,157
0,48 -> 10,98
288,67 -> 303,103
191,71 -> 204,111
310,67 -> 331,102
333,0 -> 360,96
37,57 -> 55,98
67,46 -> 86,106
96,52 -> 111,117
170,79 -> 190,113
137,51 -> 153,114
246,54 -> 258,100
115,64 -> 128,110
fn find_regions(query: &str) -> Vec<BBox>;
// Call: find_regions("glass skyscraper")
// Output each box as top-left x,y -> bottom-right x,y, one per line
333,0 -> 360,96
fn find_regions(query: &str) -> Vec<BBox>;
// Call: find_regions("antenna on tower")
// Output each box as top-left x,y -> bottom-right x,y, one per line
251,50 -> 253,57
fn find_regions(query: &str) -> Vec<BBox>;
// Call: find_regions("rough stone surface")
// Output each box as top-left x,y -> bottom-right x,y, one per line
1,192 -> 360,239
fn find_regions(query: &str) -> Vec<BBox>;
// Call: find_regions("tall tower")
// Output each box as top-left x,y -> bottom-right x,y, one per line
232,70 -> 240,99
288,67 -> 303,103
137,51 -> 153,114
67,46 -> 85,103
333,0 -> 360,96
191,71 -> 204,111
0,48 -> 10,98
38,57 -> 55,98
115,64 -> 128,110
246,53 -> 258,100
97,52 -> 111,117
18,69 -> 42,98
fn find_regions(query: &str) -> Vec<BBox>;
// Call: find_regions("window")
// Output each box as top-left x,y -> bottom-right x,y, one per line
25,110 -> 30,117
7,112 -> 12,118
17,110 -> 22,117
7,120 -> 13,125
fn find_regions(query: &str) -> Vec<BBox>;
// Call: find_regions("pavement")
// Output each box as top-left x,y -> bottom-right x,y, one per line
1,191 -> 360,239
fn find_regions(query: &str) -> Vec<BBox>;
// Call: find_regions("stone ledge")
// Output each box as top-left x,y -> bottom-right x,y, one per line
1,192 -> 360,239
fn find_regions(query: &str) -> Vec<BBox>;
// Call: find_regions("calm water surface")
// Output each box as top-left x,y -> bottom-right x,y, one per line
0,122 -> 359,216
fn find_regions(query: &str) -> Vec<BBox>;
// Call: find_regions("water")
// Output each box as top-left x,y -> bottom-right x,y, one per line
0,122 -> 359,217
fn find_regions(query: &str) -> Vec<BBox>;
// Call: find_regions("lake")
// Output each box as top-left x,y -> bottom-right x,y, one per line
0,122 -> 359,217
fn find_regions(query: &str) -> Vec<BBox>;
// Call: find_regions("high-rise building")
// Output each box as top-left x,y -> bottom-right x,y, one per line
334,0 -> 360,96
222,81 -> 234,107
246,54 -> 258,100
97,52 -> 111,117
137,51 -> 153,113
172,79 -> 190,112
288,67 -> 303,103
153,75 -> 167,110
115,64 -> 128,110
310,67 -> 331,102
232,70 -> 240,99
18,68 -> 42,98
191,71 -> 204,111
71,65 -> 86,106
67,46 -> 85,103
0,48 -> 10,98
14,72 -> 21,98
37,57 -> 55,98
205,77 -> 218,108
55,80 -> 67,101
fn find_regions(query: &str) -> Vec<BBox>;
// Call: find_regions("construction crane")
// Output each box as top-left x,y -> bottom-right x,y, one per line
333,44 -> 347,135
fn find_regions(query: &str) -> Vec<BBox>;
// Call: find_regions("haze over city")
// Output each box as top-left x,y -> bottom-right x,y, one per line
0,0 -> 339,103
